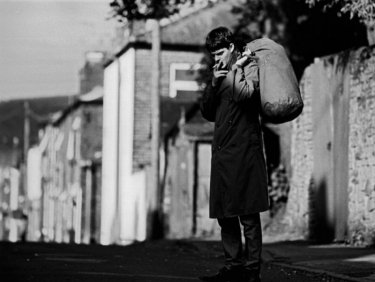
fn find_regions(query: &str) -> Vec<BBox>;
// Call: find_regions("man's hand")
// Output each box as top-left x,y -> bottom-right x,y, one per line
212,64 -> 228,87
235,48 -> 257,68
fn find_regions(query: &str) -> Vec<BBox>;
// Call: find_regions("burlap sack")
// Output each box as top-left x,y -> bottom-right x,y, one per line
247,38 -> 303,123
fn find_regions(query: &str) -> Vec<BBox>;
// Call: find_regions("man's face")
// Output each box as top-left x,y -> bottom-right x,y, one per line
211,43 -> 234,70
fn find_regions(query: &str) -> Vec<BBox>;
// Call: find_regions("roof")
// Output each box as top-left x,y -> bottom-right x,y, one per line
78,86 -> 103,102
161,97 -> 197,138
183,108 -> 214,138
51,86 -> 103,125
137,0 -> 240,46
108,0 -> 240,64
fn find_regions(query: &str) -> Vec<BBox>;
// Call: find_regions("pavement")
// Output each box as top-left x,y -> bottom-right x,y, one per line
0,239 -> 374,281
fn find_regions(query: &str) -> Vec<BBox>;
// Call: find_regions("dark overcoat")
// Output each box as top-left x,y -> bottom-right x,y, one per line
200,61 -> 269,218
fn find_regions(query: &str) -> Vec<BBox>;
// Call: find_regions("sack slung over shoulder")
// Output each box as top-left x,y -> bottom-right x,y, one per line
247,38 -> 303,124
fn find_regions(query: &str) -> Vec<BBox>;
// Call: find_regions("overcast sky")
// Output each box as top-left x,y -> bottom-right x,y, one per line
0,0 -> 118,101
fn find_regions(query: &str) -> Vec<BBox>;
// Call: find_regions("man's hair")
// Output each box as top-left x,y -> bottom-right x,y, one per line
205,27 -> 234,53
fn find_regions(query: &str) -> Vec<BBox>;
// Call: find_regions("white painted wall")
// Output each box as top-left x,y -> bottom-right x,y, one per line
101,48 -> 148,245
27,147 -> 42,201
9,168 -> 20,242
118,49 -> 147,243
122,170 -> 147,243
101,60 -> 120,245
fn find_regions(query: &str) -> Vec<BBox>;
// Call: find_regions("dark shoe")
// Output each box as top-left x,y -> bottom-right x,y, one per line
239,269 -> 261,282
199,267 -> 242,282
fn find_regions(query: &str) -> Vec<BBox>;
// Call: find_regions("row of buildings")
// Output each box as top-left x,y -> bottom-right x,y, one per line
1,0 -> 375,246
0,1 -> 239,244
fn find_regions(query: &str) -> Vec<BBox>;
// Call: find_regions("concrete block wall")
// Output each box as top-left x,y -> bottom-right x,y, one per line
347,46 -> 375,245
133,48 -> 203,171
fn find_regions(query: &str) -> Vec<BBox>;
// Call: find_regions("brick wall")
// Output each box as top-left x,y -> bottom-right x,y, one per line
288,45 -> 375,245
133,49 -> 152,171
133,48 -> 203,171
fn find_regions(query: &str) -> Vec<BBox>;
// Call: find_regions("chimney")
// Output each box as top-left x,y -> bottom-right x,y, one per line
79,51 -> 106,95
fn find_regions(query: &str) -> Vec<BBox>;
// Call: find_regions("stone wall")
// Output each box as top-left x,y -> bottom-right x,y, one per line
347,46 -> 375,245
288,45 -> 375,245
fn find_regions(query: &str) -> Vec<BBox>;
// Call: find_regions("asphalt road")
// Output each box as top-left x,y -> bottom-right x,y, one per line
0,240 -> 349,282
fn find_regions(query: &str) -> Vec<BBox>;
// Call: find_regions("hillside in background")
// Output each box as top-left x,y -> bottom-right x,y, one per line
0,95 -> 76,165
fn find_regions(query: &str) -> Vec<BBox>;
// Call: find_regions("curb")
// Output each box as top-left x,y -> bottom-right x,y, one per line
262,248 -> 375,282
268,262 -> 373,282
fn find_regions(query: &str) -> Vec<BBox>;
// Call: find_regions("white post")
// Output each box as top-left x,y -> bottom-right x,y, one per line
9,168 -> 20,242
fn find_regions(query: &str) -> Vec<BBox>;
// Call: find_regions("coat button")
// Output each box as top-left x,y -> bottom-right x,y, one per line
228,120 -> 232,125
217,146 -> 222,151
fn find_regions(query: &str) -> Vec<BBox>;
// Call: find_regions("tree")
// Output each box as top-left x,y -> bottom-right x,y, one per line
198,0 -> 367,106
305,0 -> 375,44
109,0 -> 196,238
305,0 -> 375,23
230,0 -> 368,78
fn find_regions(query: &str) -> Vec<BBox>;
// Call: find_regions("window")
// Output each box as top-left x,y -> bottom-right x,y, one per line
169,63 -> 202,101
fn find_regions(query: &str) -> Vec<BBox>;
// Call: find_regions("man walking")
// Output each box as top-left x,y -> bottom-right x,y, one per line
199,27 -> 269,282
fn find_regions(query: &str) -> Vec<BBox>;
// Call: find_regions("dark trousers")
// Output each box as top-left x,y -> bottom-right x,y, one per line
217,213 -> 262,272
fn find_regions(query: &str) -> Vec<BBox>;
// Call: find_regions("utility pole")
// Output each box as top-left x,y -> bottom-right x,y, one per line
23,101 -> 30,239
24,101 -> 30,164
150,19 -> 161,238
